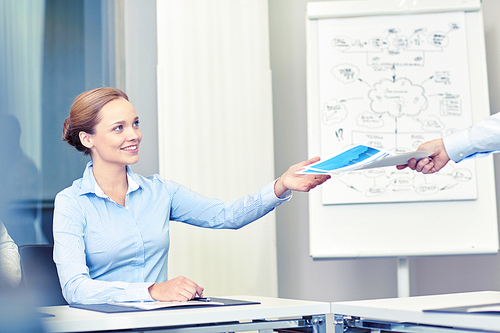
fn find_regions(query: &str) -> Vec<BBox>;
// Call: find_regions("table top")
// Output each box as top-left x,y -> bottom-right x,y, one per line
39,295 -> 331,333
331,291 -> 500,332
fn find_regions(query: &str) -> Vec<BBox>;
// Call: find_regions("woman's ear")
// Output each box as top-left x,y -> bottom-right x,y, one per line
79,131 -> 94,149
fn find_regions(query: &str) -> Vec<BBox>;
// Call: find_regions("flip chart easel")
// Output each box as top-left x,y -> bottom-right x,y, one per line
306,0 -> 498,297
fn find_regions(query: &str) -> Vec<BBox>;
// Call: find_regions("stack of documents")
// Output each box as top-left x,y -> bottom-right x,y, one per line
299,145 -> 432,174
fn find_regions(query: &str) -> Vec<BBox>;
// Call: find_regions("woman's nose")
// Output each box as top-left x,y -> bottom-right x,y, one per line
126,127 -> 140,140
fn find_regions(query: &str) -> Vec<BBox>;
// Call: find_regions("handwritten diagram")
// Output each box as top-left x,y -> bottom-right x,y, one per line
317,11 -> 477,204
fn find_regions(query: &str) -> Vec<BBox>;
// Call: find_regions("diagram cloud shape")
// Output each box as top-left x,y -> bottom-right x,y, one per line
368,78 -> 427,118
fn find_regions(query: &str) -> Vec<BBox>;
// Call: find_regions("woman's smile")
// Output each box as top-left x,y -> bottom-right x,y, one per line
121,144 -> 139,152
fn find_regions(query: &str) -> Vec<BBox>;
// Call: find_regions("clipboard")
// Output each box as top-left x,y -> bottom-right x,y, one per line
70,297 -> 260,313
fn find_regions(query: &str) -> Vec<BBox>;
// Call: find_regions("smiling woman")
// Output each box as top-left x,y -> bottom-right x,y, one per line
52,87 -> 330,305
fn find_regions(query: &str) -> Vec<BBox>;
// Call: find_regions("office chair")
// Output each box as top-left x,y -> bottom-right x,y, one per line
19,244 -> 67,306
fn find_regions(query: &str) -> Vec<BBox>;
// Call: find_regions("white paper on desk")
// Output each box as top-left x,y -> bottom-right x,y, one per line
112,300 -> 224,310
466,305 -> 500,313
356,150 -> 433,170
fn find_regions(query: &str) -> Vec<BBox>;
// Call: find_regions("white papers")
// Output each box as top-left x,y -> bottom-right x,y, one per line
466,305 -> 500,313
299,145 -> 432,174
112,300 -> 224,310
356,150 -> 434,170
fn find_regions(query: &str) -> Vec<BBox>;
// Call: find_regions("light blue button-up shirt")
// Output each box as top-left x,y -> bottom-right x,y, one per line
53,161 -> 290,304
443,111 -> 500,162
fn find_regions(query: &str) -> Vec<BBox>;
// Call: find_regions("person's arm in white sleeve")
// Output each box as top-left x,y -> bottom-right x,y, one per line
398,112 -> 500,173
0,222 -> 21,288
444,111 -> 500,162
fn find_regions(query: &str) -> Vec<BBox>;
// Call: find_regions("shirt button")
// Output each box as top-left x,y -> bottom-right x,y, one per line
126,206 -> 130,210
459,153 -> 464,157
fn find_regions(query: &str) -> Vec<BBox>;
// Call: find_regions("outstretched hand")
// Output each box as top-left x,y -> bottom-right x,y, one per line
274,156 -> 331,197
396,138 -> 450,174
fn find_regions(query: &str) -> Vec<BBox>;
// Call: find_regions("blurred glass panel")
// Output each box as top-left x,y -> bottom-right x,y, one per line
0,0 -> 44,247
0,0 -> 121,247
0,0 -> 122,329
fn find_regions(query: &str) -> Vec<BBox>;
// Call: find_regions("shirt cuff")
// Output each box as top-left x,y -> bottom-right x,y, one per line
260,180 -> 292,207
125,282 -> 155,302
443,129 -> 474,162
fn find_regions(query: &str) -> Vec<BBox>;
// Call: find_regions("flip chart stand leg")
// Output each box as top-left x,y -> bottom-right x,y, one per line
397,257 -> 410,297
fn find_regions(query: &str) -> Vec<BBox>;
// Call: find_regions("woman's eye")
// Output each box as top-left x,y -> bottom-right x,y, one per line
134,120 -> 140,127
114,125 -> 123,131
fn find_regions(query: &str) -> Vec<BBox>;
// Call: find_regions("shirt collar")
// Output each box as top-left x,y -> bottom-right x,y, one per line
78,160 -> 142,196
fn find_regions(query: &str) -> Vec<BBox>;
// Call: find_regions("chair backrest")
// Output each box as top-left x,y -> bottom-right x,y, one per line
19,244 -> 67,306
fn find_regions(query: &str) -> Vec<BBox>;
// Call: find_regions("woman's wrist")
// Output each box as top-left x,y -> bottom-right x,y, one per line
148,283 -> 157,300
274,177 -> 287,198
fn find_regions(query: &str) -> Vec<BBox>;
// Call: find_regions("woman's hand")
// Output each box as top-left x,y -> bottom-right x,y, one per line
148,276 -> 204,302
274,156 -> 331,197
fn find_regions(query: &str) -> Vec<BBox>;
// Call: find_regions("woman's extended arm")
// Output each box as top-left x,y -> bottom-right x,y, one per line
274,156 -> 331,197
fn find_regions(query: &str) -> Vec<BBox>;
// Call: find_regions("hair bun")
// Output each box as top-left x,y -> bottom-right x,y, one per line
62,118 -> 73,145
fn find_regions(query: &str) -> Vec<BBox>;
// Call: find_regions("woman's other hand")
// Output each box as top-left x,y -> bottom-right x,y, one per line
148,276 -> 204,302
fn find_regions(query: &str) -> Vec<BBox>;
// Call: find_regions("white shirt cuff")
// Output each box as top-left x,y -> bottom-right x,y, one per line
443,129 -> 473,162
125,282 -> 155,302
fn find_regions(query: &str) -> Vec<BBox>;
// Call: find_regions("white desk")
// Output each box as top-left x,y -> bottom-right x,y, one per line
39,295 -> 331,333
331,291 -> 500,332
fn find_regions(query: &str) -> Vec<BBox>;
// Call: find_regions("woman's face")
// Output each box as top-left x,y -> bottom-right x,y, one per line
87,97 -> 142,168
